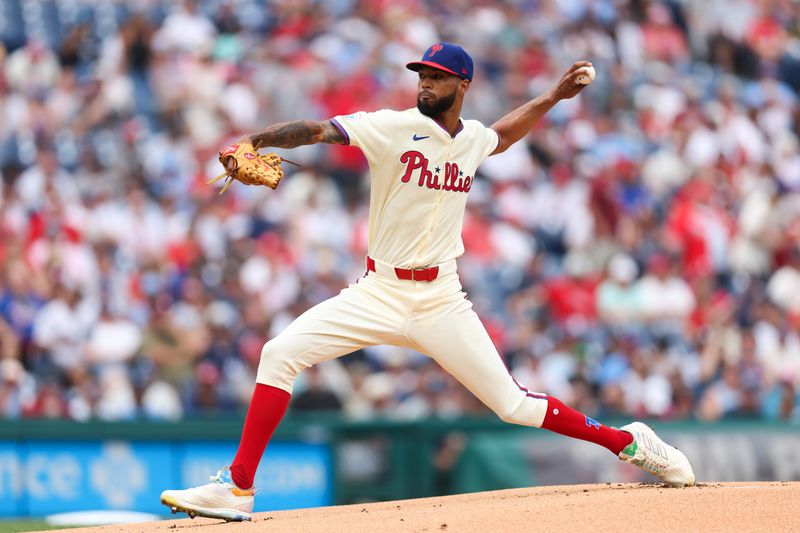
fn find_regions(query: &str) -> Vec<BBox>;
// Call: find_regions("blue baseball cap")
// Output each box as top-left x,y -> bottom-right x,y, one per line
406,43 -> 474,82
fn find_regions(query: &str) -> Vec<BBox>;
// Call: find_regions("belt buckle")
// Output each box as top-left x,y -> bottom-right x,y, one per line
411,267 -> 429,281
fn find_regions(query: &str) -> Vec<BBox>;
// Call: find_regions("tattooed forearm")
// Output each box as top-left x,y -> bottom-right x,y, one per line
247,120 -> 346,148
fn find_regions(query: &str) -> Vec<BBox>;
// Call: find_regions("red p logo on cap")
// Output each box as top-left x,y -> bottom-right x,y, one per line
428,43 -> 444,57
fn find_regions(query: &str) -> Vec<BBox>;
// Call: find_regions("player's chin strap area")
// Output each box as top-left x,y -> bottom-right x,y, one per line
365,255 -> 457,282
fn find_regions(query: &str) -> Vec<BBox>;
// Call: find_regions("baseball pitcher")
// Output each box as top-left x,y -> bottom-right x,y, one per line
161,43 -> 694,521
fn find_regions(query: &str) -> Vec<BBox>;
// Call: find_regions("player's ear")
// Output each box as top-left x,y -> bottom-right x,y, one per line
459,79 -> 470,94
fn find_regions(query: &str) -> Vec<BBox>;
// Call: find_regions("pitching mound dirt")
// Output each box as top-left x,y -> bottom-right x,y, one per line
59,482 -> 799,533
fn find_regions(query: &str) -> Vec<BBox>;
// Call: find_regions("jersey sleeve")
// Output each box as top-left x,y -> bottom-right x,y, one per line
330,109 -> 396,164
479,126 -> 500,161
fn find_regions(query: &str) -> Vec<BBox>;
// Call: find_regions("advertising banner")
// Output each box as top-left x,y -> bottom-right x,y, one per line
0,440 -> 331,516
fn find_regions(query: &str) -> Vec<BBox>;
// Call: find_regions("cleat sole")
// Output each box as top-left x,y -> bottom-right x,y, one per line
160,494 -> 251,522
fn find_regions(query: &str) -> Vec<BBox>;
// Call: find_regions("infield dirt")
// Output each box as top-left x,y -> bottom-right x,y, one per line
54,482 -> 799,533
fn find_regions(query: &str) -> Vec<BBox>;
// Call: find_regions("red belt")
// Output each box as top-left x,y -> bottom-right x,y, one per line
366,256 -> 440,282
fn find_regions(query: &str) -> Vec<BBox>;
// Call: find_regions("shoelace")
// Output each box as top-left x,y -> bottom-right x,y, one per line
209,468 -> 259,495
633,455 -> 669,474
209,469 -> 228,484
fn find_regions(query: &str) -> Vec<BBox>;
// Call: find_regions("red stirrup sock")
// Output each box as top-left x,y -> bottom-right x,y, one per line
230,383 -> 291,489
540,396 -> 633,455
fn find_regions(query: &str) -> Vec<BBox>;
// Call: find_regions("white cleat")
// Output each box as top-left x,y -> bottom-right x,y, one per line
160,467 -> 255,522
618,421 -> 696,487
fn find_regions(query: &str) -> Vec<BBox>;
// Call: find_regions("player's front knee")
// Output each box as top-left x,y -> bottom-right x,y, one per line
256,339 -> 304,388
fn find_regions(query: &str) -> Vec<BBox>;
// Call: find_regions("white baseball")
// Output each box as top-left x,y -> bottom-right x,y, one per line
576,65 -> 596,85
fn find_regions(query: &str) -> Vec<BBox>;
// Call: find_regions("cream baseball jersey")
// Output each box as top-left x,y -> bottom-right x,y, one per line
331,107 -> 499,268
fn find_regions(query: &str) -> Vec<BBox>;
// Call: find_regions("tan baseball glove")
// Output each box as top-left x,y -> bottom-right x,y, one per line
209,142 -> 298,195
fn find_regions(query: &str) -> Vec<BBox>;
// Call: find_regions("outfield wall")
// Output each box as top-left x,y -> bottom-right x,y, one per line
0,418 -> 796,517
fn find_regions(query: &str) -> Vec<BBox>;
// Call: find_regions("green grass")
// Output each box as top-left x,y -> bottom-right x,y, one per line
0,522 -> 82,532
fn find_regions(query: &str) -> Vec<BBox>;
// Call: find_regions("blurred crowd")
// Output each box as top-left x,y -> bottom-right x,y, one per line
1,0 -> 799,424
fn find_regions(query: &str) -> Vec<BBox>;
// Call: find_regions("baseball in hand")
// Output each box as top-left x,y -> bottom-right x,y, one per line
576,65 -> 596,85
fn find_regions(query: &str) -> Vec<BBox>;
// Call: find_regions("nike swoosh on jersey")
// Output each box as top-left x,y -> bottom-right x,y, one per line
412,134 -> 430,141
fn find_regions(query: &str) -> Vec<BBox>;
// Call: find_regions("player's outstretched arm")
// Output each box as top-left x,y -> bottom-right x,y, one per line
240,120 -> 347,149
212,120 -> 346,194
489,61 -> 592,155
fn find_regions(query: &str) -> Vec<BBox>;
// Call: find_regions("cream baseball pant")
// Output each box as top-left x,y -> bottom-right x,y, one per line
256,258 -> 549,428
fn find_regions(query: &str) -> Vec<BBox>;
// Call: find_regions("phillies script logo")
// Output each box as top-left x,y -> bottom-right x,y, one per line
428,43 -> 444,57
399,150 -> 472,193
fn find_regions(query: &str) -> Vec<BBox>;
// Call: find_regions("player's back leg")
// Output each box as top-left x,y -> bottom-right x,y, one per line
407,279 -> 694,486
